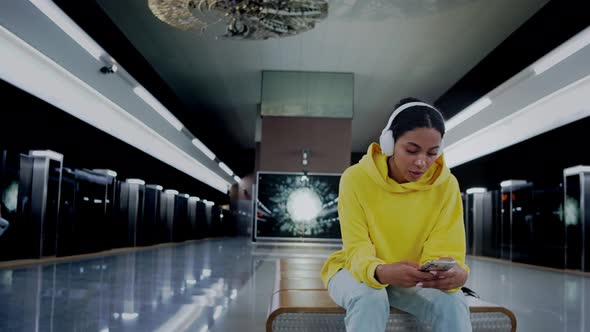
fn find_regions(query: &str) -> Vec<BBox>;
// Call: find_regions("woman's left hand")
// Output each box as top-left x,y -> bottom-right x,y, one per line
418,263 -> 468,291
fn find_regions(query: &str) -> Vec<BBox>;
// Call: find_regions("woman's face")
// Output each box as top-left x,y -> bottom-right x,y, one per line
390,127 -> 442,183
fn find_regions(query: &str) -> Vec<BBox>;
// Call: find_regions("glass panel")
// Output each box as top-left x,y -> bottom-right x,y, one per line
0,151 -> 22,261
160,193 -> 175,242
74,170 -> 109,254
56,168 -> 76,257
565,174 -> 582,270
500,188 -> 512,260
465,193 -> 474,255
529,187 -> 564,269
196,201 -> 207,239
142,187 -> 160,246
172,195 -> 188,243
582,174 -> 590,272
481,190 -> 501,258
17,154 -> 37,259
511,184 -> 534,264
187,199 -> 197,241
41,159 -> 61,257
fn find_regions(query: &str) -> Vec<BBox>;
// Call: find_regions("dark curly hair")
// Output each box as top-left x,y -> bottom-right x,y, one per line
389,97 -> 445,142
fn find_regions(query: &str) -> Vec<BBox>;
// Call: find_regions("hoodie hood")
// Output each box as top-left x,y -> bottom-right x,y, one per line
359,143 -> 450,193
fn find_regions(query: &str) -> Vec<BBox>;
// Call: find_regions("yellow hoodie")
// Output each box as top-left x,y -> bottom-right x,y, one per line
320,143 -> 468,290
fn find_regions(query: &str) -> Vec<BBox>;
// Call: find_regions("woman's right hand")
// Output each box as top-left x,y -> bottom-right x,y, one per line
375,261 -> 436,288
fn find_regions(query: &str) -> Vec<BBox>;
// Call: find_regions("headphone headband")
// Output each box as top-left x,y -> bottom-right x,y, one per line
379,101 -> 445,156
381,102 -> 441,135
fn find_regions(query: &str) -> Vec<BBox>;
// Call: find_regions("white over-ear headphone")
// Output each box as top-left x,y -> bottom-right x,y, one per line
379,102 -> 445,156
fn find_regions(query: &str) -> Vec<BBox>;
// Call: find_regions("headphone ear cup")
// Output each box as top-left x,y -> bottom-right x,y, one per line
379,129 -> 395,156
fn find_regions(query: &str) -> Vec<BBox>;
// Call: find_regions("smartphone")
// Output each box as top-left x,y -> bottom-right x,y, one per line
419,260 -> 457,272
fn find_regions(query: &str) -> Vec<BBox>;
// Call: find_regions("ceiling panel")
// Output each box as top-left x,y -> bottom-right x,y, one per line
97,0 -> 549,152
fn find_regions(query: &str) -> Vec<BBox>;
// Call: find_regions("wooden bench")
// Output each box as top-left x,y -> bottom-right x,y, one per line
267,258 -> 517,332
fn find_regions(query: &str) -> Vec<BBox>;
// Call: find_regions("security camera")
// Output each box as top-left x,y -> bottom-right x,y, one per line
100,64 -> 118,74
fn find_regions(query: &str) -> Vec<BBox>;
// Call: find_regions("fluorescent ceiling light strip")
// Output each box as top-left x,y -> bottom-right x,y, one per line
133,86 -> 184,131
32,0 -> 188,136
533,26 -> 590,75
466,187 -> 486,194
192,138 -> 216,160
0,25 -> 230,192
445,97 -> 492,131
445,73 -> 590,169
164,189 -> 179,195
30,149 -> 64,161
218,162 -> 233,176
233,175 -> 241,183
29,0 -> 104,62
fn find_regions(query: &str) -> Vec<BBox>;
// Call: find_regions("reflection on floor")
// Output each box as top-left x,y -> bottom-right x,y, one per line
0,237 -> 588,332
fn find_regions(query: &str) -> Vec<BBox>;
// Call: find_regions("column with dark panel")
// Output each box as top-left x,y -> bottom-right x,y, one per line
254,71 -> 353,244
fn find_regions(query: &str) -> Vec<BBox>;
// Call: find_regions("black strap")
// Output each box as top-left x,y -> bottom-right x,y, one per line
461,286 -> 480,298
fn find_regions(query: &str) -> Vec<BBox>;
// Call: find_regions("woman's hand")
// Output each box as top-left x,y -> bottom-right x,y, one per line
375,261 -> 437,288
419,263 -> 468,291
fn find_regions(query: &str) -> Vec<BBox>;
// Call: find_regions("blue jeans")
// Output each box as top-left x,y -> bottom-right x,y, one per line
327,269 -> 472,332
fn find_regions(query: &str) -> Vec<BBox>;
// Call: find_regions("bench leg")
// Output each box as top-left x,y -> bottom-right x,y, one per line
328,269 -> 389,331
388,286 -> 472,332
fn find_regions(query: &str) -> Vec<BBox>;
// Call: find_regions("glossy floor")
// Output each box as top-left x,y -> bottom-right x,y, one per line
0,238 -> 588,331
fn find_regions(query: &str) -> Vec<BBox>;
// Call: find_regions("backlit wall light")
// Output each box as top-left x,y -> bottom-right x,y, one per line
466,187 -> 487,194
126,179 -> 146,185
30,149 -> 64,161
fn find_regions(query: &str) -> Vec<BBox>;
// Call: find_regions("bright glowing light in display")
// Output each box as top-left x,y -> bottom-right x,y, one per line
286,188 -> 322,223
